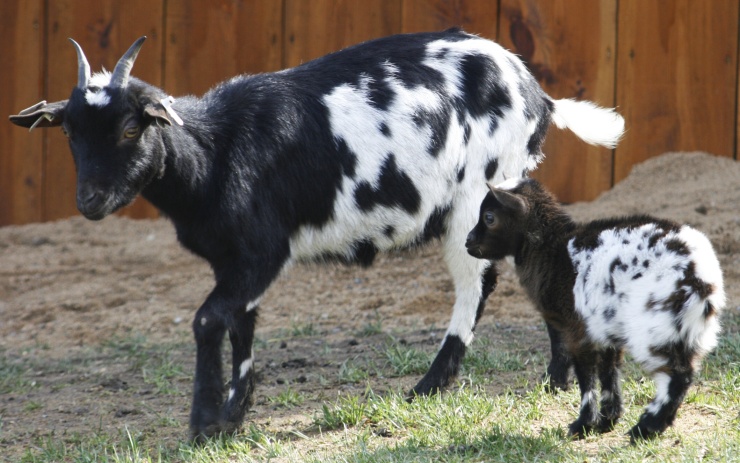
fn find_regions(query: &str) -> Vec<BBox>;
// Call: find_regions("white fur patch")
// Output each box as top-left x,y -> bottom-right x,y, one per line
580,390 -> 596,410
239,358 -> 253,379
228,388 -> 235,401
84,71 -> 113,107
495,177 -> 525,191
646,372 -> 671,415
85,89 -> 111,107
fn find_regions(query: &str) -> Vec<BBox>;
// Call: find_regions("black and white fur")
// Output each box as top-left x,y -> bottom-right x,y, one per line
466,178 -> 724,441
9,30 -> 624,440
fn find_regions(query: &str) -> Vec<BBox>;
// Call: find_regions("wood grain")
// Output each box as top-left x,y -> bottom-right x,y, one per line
0,1 -> 44,225
401,0 -> 499,38
284,0 -> 402,67
1,1 -> 738,225
499,0 -> 618,203
616,0 -> 739,182
165,0 -> 283,96
44,0 -> 162,221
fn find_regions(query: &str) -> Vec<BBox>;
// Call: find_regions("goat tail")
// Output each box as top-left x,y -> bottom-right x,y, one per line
550,98 -> 625,149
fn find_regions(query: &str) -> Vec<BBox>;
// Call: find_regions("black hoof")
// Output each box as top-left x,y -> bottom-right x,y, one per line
189,420 -> 241,445
596,415 -> 620,433
189,423 -> 223,445
541,372 -> 570,393
568,420 -> 595,440
628,423 -> 662,444
405,382 -> 442,403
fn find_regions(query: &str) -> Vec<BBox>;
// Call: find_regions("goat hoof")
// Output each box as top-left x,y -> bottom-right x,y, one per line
404,385 -> 439,403
628,423 -> 662,444
190,421 -> 241,445
596,416 -> 620,433
542,373 -> 569,393
189,423 -> 222,445
568,420 -> 594,440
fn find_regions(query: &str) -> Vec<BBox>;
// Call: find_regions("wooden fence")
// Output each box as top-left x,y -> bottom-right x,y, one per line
1,0 -> 738,225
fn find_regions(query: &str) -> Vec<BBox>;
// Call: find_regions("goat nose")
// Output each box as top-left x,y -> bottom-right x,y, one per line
465,231 -> 475,247
78,188 -> 99,206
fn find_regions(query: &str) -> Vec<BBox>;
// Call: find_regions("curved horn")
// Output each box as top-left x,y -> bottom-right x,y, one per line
109,36 -> 147,88
69,38 -> 91,89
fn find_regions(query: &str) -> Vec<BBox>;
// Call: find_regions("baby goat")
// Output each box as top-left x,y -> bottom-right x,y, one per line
10,31 -> 624,440
466,178 -> 724,441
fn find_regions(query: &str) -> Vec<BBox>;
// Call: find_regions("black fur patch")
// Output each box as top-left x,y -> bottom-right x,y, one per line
662,262 -> 715,314
462,121 -> 472,145
459,53 -> 511,119
352,239 -> 378,267
456,165 -> 466,183
484,158 -> 499,180
648,229 -> 670,248
525,97 -> 553,156
418,204 -> 451,243
366,71 -> 396,111
379,122 -> 391,137
354,154 -> 421,214
425,109 -> 452,158
336,138 -> 358,179
475,264 -> 498,326
665,238 -> 690,255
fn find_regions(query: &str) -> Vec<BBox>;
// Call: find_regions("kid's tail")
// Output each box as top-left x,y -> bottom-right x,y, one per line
551,98 -> 625,148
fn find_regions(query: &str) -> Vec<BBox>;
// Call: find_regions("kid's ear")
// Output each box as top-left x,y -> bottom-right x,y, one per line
9,100 -> 68,131
487,183 -> 529,215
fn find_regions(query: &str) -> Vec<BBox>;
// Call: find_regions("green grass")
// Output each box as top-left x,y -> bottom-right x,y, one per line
0,348 -> 36,394
267,387 -> 306,409
103,335 -> 190,395
11,314 -> 740,463
355,311 -> 385,337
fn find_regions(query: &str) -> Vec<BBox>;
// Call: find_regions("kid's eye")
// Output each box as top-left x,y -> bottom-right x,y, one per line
484,211 -> 495,226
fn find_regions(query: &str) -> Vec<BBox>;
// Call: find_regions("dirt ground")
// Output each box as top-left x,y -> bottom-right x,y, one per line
1,151 -> 739,459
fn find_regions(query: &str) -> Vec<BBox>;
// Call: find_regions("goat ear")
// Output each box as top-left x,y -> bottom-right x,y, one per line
488,183 -> 528,215
9,100 -> 67,131
143,103 -> 173,128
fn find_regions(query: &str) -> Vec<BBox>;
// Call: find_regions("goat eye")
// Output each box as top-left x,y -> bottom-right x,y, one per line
123,126 -> 140,139
484,211 -> 495,226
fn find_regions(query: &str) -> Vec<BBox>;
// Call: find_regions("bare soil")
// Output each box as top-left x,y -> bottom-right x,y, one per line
1,151 -> 738,460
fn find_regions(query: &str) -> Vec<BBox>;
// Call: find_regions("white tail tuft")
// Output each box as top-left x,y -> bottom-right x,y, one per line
551,98 -> 625,148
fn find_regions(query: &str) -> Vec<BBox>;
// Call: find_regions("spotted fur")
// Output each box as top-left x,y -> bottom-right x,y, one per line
466,178 -> 724,441
10,30 -> 624,441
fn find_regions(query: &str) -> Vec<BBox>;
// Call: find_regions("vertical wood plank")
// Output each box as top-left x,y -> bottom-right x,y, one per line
616,0 -> 739,182
401,0 -> 498,38
499,0 -> 617,203
45,0 -> 163,221
0,0 -> 44,225
165,0 -> 283,97
284,0 -> 402,67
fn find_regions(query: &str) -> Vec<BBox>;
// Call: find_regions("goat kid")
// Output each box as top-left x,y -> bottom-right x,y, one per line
466,178 -> 724,441
10,31 -> 624,440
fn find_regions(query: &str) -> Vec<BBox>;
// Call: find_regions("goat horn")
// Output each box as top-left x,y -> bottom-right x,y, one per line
110,36 -> 147,89
69,38 -> 91,89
